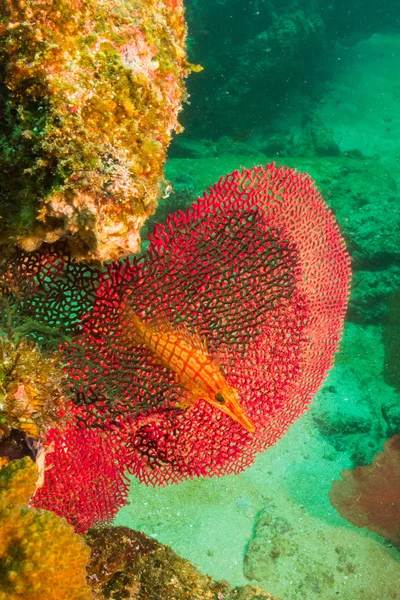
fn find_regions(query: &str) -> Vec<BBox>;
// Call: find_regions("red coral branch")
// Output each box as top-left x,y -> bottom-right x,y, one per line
32,406 -> 131,534
27,163 -> 350,530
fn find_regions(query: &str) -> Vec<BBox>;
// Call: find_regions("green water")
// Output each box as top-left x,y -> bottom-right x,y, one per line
116,2 -> 400,599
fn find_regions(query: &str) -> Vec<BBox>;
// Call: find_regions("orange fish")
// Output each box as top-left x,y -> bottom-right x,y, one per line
121,303 -> 255,433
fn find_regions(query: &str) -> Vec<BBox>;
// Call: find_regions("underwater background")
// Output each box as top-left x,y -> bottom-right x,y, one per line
0,0 -> 399,599
116,1 -> 400,598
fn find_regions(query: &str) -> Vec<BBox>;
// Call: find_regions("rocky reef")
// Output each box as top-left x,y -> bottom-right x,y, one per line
86,526 -> 279,600
182,0 -> 328,139
243,490 -> 400,600
0,0 -> 190,261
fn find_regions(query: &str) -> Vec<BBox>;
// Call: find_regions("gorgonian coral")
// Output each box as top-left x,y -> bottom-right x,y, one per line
32,419 -> 131,534
26,164 -> 351,530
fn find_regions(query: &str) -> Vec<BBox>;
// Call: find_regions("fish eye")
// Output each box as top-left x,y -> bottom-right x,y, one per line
215,392 -> 225,404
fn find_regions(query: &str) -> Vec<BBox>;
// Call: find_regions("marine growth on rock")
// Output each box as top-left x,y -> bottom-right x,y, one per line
0,0 -> 190,261
0,457 -> 92,600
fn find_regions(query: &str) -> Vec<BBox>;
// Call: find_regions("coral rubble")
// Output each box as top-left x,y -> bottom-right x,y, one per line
0,0 -> 190,261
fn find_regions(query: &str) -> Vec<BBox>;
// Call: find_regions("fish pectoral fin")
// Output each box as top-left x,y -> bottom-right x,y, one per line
177,393 -> 196,410
163,386 -> 196,411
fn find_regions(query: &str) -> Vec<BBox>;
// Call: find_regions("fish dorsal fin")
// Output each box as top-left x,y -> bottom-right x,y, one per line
175,322 -> 208,353
120,301 -> 145,347
150,314 -> 208,353
148,312 -> 175,336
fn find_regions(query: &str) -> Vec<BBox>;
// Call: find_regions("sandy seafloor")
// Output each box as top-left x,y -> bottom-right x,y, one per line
115,324 -> 400,599
115,34 -> 400,599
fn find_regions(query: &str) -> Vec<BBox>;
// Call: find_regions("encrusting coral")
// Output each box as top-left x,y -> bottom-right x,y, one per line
0,0 -> 191,261
0,336 -> 66,440
330,435 -> 400,545
0,457 -> 92,600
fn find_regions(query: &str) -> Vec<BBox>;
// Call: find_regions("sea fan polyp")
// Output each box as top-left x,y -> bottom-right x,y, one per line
29,163 -> 350,530
63,163 -> 351,483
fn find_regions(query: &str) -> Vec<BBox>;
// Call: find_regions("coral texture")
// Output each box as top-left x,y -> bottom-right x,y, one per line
62,164 -> 350,484
86,525 -> 279,600
29,164 -> 350,530
330,435 -> 400,545
0,457 -> 91,600
33,419 -> 131,534
0,0 -> 189,261
1,164 -> 350,530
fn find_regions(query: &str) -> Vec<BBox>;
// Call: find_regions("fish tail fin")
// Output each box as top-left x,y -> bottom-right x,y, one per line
120,299 -> 145,347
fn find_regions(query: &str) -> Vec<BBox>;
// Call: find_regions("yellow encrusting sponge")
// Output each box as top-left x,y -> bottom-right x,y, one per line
0,457 -> 92,600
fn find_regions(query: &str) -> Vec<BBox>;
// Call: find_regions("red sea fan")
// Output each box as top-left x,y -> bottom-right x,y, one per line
60,163 -> 350,486
32,408 -> 132,534
27,163 -> 350,532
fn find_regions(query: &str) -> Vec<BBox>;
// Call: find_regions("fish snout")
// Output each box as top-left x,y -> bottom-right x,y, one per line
212,386 -> 255,433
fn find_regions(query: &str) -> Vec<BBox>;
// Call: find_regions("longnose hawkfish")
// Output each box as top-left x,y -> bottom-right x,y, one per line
120,302 -> 255,433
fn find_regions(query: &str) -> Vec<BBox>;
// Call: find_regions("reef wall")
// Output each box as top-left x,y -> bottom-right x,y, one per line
0,0 -> 190,261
